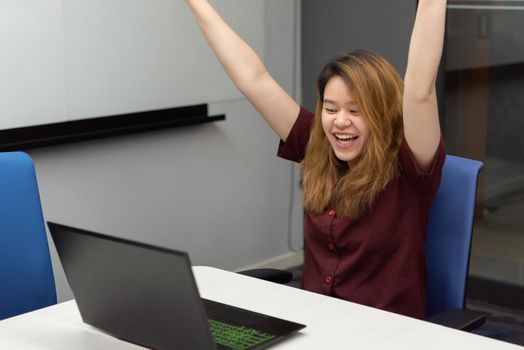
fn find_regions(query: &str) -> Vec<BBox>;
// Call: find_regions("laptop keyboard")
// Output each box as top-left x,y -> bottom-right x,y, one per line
209,319 -> 275,350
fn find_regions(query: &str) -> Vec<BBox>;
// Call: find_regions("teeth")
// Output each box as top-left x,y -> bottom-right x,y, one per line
335,134 -> 358,141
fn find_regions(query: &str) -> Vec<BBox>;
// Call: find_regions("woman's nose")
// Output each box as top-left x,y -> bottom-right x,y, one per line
334,113 -> 351,127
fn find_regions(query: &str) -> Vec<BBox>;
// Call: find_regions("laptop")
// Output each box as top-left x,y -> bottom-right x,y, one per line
47,222 -> 305,350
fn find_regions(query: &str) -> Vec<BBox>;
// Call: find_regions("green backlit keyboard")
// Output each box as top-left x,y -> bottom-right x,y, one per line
209,319 -> 275,350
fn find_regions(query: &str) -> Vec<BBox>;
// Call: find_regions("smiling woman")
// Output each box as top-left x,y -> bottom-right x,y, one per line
302,50 -> 404,220
187,0 -> 448,319
320,76 -> 370,166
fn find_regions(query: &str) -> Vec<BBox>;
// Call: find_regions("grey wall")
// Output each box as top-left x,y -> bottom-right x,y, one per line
27,0 -> 303,302
301,0 -> 417,110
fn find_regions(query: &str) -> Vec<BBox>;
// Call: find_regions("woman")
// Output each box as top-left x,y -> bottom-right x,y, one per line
186,0 -> 447,319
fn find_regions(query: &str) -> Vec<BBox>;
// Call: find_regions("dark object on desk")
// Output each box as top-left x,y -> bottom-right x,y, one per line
239,269 -> 293,284
427,309 -> 487,332
241,155 -> 487,332
48,222 -> 305,350
0,152 -> 57,320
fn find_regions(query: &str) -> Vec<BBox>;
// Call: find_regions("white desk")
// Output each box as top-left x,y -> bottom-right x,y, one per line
0,266 -> 521,349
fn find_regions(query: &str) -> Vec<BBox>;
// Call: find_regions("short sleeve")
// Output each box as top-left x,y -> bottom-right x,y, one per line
399,135 -> 446,199
277,107 -> 314,163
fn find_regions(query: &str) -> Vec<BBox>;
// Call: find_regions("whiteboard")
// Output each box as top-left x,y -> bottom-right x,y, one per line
0,0 -> 265,129
0,0 -> 66,129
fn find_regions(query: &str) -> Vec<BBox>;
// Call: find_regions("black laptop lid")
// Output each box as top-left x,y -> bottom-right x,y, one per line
48,222 -> 216,350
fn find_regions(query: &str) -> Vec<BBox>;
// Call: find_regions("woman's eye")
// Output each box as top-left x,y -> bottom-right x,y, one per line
324,108 -> 337,114
350,110 -> 360,115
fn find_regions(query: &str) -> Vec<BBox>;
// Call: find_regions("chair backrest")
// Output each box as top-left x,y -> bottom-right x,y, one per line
0,152 -> 56,320
425,155 -> 483,317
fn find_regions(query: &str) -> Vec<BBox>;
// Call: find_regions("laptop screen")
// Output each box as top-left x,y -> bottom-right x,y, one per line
48,222 -> 305,350
48,222 -> 217,349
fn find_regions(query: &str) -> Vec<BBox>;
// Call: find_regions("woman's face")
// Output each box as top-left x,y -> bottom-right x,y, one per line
321,76 -> 370,167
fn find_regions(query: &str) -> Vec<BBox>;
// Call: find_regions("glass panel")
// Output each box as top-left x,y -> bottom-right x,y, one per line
444,0 -> 524,288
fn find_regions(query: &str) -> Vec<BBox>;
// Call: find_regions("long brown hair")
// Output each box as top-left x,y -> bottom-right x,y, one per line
302,50 -> 404,219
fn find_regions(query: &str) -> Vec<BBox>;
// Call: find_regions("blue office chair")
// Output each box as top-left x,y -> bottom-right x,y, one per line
424,154 -> 485,330
241,154 -> 486,330
0,152 -> 57,320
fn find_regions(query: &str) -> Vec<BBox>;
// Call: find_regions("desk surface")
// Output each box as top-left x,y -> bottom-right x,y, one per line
0,266 -> 521,350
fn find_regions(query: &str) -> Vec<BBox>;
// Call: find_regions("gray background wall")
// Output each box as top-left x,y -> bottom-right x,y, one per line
301,0 -> 417,111
28,0 -> 303,302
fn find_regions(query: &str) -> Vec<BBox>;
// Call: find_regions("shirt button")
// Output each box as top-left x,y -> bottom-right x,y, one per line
324,275 -> 333,284
328,209 -> 336,216
328,243 -> 335,251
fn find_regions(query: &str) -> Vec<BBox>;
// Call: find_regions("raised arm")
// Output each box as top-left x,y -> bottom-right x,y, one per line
185,0 -> 299,141
403,0 -> 447,172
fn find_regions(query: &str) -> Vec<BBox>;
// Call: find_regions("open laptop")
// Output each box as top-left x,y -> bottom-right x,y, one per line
47,222 -> 305,350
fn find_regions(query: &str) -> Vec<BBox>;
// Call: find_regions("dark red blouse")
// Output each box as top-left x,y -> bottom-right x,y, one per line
277,107 -> 446,319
